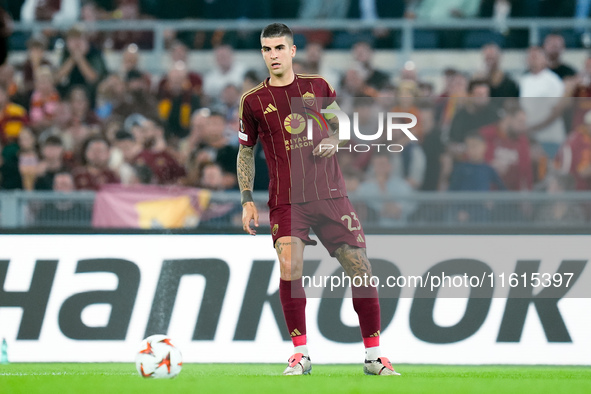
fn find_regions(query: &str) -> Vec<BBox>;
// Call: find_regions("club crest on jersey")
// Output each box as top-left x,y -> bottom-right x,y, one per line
284,113 -> 306,134
303,91 -> 315,106
272,224 -> 279,236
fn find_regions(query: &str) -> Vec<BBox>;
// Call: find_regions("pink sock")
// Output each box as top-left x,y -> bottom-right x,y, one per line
279,278 -> 307,346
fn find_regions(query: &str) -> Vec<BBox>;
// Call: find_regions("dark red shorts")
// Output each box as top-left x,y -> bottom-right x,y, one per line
269,197 -> 366,256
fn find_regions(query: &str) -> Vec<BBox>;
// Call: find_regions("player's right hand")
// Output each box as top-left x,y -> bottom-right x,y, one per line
242,202 -> 259,235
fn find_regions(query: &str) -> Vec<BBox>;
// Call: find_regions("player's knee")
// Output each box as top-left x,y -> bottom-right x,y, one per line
278,255 -> 303,280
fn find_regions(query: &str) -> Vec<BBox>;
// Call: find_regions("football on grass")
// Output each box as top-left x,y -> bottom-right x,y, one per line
135,335 -> 183,378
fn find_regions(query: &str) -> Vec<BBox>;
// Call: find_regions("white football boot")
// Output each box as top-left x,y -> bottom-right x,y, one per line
282,353 -> 312,375
363,357 -> 401,376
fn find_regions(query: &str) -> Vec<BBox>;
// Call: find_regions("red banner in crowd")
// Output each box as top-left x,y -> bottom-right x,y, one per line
92,184 -> 211,228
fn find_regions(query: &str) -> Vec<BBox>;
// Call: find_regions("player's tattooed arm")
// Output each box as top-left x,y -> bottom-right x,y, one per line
335,244 -> 373,278
237,144 -> 255,205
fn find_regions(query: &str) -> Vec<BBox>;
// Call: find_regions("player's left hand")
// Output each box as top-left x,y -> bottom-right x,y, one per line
242,202 -> 259,235
313,135 -> 339,158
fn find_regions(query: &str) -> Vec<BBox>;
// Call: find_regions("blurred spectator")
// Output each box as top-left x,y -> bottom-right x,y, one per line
95,73 -> 126,120
180,107 -> 209,165
34,135 -> 67,190
21,0 -> 80,24
438,71 -> 468,133
20,36 -> 53,99
357,151 -> 415,226
108,0 -> 154,50
55,25 -> 108,103
479,43 -> 519,98
413,0 -> 481,48
134,118 -> 186,184
0,3 -> 11,66
198,112 -> 238,181
242,69 -> 260,94
185,112 -> 238,189
449,132 -> 506,191
400,61 -> 418,83
292,58 -> 306,75
390,82 -> 427,189
67,85 -> 101,134
158,61 -> 202,141
72,136 -> 119,190
113,70 -> 157,119
556,110 -> 591,190
36,171 -> 93,225
120,43 -> 151,84
439,68 -> 459,99
571,55 -> 591,130
0,83 -> 28,146
352,41 -> 390,91
203,45 -> 246,103
109,129 -> 142,184
0,63 -> 20,103
420,105 -> 446,191
337,97 -> 379,174
79,0 -> 108,49
18,127 -> 38,190
535,173 -> 585,225
29,66 -> 61,132
543,34 -> 576,80
449,79 -> 499,144
199,161 -> 225,190
304,41 -> 339,88
158,40 -> 202,97
519,46 -> 566,159
339,66 -> 377,112
480,101 -> 533,190
0,137 -> 20,189
216,83 -> 240,122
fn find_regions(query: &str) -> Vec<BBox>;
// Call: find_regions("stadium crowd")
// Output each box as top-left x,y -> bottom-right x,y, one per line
0,2 -> 590,216
4,0 -> 591,50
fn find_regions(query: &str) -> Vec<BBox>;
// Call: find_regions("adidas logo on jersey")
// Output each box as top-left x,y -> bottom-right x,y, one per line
357,234 -> 365,243
264,103 -> 277,114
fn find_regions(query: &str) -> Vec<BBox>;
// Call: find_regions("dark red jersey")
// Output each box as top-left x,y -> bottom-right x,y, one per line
239,74 -> 346,208
480,123 -> 533,190
135,149 -> 186,185
72,166 -> 119,191
556,127 -> 591,190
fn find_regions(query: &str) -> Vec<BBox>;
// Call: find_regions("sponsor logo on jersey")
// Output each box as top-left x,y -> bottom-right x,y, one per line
284,113 -> 306,135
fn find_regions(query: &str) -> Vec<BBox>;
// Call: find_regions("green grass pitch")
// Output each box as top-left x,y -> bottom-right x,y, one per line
2,363 -> 590,394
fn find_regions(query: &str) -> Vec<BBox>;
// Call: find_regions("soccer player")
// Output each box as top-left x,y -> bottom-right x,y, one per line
237,23 -> 399,376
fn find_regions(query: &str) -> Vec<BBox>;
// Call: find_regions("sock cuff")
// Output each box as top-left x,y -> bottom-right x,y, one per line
363,336 -> 380,348
292,334 -> 307,347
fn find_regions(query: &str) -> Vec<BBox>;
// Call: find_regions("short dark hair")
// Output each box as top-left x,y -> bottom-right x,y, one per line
260,23 -> 293,44
115,130 -> 134,141
43,135 -> 63,147
468,79 -> 489,93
